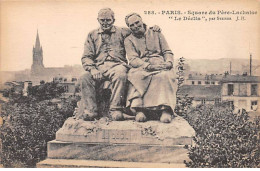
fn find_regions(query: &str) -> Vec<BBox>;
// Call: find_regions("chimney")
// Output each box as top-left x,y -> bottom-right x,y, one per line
224,71 -> 228,77
242,72 -> 247,76
230,61 -> 232,75
250,53 -> 252,76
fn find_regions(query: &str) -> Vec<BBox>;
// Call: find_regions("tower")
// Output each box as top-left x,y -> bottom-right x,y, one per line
31,30 -> 44,75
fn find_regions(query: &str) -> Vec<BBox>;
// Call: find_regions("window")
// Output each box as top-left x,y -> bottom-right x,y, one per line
64,85 -> 69,92
205,81 -> 210,84
251,84 -> 258,96
211,81 -> 215,85
192,81 -> 195,85
251,101 -> 257,106
239,83 -> 247,96
228,84 -> 234,96
72,78 -> 77,82
251,101 -> 258,110
215,98 -> 220,105
198,81 -> 201,85
201,99 -> 206,104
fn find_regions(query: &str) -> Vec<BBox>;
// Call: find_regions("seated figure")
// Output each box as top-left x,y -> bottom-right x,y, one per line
124,13 -> 177,123
76,8 -> 161,121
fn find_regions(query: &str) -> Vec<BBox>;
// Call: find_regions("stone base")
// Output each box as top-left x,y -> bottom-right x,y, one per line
55,116 -> 195,146
38,116 -> 195,168
47,140 -> 189,163
37,159 -> 186,168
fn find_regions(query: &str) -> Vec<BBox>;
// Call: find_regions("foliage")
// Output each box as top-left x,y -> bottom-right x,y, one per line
175,94 -> 193,116
0,82 -> 79,167
2,89 -> 11,98
184,104 -> 260,168
1,101 -> 60,167
2,87 -> 21,99
176,57 -> 185,92
174,57 -> 193,116
59,95 -> 81,119
4,82 -> 65,104
28,82 -> 66,101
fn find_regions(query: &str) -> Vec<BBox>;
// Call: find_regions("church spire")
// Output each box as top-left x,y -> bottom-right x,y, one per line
31,29 -> 44,75
35,29 -> 41,50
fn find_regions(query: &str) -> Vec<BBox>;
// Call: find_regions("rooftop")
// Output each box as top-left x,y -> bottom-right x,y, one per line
4,81 -> 21,86
221,75 -> 260,83
187,74 -> 223,81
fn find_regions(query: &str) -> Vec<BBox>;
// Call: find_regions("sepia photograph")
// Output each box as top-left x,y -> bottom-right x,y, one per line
0,0 -> 259,168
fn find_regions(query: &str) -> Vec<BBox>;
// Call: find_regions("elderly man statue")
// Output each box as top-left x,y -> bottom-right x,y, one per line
78,8 -> 160,121
124,13 -> 177,123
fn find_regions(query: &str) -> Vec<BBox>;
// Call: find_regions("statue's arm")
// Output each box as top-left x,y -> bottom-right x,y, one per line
121,25 -> 162,38
158,32 -> 174,66
124,38 -> 150,69
81,32 -> 97,71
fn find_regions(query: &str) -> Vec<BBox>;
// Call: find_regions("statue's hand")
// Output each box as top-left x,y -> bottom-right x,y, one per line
146,64 -> 165,71
90,68 -> 103,80
163,62 -> 173,70
146,62 -> 173,71
151,25 -> 161,32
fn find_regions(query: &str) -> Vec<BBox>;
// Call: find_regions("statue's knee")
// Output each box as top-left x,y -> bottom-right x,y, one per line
113,71 -> 127,81
80,72 -> 93,83
160,71 -> 171,79
80,72 -> 92,80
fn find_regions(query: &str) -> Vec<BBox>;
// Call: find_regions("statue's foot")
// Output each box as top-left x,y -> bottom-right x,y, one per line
135,112 -> 147,122
160,111 -> 172,123
82,111 -> 98,121
110,110 -> 124,121
130,107 -> 137,115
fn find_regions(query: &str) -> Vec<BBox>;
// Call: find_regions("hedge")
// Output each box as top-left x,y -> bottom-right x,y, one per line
0,82 -> 79,167
184,104 -> 259,168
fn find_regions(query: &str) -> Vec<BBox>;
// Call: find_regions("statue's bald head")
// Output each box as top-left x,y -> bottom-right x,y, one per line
98,8 -> 115,20
97,8 -> 115,32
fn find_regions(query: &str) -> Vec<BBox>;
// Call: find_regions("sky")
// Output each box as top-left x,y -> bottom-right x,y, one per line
0,0 -> 259,71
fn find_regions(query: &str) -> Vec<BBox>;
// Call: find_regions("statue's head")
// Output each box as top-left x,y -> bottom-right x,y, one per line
125,13 -> 145,35
97,8 -> 115,32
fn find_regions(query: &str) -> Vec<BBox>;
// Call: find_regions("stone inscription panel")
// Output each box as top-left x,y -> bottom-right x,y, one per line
100,129 -> 141,143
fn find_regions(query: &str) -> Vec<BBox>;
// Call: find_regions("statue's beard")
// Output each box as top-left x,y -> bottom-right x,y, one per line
101,24 -> 113,31
132,26 -> 145,35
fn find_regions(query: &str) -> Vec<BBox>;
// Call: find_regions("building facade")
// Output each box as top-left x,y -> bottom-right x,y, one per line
184,74 -> 223,85
221,75 -> 260,111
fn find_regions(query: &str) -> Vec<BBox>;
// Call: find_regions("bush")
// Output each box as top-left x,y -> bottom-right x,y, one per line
184,104 -> 259,168
0,83 -> 78,167
59,95 -> 81,119
2,89 -> 10,97
175,94 -> 193,116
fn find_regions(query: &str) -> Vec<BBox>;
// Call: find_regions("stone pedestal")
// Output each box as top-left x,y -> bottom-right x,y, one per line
37,116 -> 195,168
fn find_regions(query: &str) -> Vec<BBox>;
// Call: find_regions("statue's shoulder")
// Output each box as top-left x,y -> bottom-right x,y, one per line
124,33 -> 135,43
87,28 -> 101,37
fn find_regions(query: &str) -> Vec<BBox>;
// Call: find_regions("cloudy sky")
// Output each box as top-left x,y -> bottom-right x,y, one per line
0,0 -> 259,71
